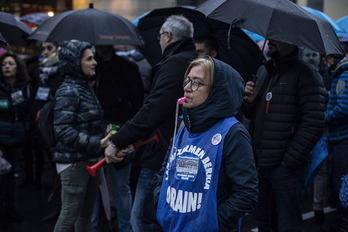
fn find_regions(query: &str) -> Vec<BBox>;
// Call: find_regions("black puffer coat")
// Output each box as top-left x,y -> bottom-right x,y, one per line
243,49 -> 326,169
53,40 -> 104,164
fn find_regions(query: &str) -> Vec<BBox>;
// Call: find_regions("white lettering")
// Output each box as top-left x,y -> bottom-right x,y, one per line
166,187 -> 203,213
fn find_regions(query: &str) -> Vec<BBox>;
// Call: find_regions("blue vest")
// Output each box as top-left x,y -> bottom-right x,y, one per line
157,117 -> 238,232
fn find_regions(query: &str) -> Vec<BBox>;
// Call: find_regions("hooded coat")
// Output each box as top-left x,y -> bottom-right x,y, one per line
154,58 -> 258,232
53,40 -> 104,164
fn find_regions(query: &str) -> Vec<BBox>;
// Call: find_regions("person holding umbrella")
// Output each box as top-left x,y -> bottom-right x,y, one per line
104,15 -> 197,231
242,39 -> 326,231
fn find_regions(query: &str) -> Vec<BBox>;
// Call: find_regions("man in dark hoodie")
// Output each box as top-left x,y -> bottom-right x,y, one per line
243,39 -> 326,231
154,56 -> 258,232
105,15 -> 197,231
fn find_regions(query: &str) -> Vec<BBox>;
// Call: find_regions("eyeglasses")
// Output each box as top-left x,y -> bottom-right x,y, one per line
157,31 -> 167,40
183,77 -> 206,92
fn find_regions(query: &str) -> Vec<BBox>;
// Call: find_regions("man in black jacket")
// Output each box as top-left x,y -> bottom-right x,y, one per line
243,39 -> 326,231
105,15 -> 197,232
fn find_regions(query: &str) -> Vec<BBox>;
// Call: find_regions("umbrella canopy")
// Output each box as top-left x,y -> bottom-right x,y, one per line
337,16 -> 348,34
0,11 -> 32,47
20,12 -> 50,26
196,0 -> 343,56
0,32 -> 8,45
137,6 -> 264,82
28,3 -> 144,46
302,7 -> 348,38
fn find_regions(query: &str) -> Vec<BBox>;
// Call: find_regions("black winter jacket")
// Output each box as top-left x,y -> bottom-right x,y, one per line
243,49 -> 326,169
53,40 -> 104,164
110,38 -> 197,171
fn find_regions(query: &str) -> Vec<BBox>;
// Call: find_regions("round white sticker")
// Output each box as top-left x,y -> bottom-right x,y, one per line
211,133 -> 222,145
266,92 -> 272,101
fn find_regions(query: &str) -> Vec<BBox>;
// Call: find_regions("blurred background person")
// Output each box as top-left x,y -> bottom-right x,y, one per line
21,42 -> 62,192
91,44 -> 144,232
0,52 -> 33,229
301,48 -> 331,224
325,43 -> 348,232
194,35 -> 219,58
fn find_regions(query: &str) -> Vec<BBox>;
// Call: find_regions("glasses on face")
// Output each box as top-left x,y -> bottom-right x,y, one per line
157,31 -> 167,40
183,77 -> 206,92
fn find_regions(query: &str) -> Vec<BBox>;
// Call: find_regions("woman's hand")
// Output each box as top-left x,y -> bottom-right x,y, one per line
100,132 -> 112,149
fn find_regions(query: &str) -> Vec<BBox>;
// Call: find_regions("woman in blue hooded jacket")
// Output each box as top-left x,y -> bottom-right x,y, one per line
53,40 -> 111,232
154,56 -> 258,232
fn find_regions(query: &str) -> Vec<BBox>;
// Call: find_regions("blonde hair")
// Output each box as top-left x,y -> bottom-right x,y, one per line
184,56 -> 214,87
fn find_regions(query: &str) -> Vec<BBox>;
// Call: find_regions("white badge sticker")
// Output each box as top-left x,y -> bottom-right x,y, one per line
266,92 -> 272,101
211,133 -> 222,145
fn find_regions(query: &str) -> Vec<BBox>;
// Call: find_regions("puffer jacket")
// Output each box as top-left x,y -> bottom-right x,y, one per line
325,56 -> 348,143
243,49 -> 326,169
53,40 -> 104,164
155,58 -> 258,232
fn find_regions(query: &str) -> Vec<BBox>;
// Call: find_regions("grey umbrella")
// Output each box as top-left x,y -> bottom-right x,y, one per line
20,12 -> 50,26
28,3 -> 143,46
0,11 -> 32,47
196,0 -> 343,56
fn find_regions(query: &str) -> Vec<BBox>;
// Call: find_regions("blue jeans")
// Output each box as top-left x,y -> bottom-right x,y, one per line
331,140 -> 348,230
108,164 -> 133,232
130,168 -> 162,232
253,164 -> 306,232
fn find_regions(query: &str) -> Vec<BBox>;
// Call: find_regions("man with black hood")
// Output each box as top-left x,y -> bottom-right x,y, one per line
243,39 -> 326,231
105,15 -> 197,231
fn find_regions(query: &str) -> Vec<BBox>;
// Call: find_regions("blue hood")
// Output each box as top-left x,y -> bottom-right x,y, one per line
183,58 -> 245,133
58,40 -> 92,80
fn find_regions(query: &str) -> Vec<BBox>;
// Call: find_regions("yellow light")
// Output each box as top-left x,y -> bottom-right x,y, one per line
47,11 -> 54,17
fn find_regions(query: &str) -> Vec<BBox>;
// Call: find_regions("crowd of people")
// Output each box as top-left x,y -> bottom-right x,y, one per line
0,11 -> 348,232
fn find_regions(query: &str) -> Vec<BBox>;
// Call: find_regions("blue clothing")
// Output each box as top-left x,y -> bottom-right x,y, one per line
157,117 -> 238,232
154,58 -> 258,232
131,168 -> 162,232
325,56 -> 348,143
325,55 -> 348,230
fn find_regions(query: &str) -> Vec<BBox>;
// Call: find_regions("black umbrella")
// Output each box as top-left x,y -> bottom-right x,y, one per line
0,12 -> 32,47
137,6 -> 264,83
20,12 -> 50,26
196,0 -> 343,56
28,3 -> 144,46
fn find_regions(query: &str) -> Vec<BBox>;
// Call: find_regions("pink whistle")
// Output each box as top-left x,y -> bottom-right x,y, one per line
177,97 -> 187,104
